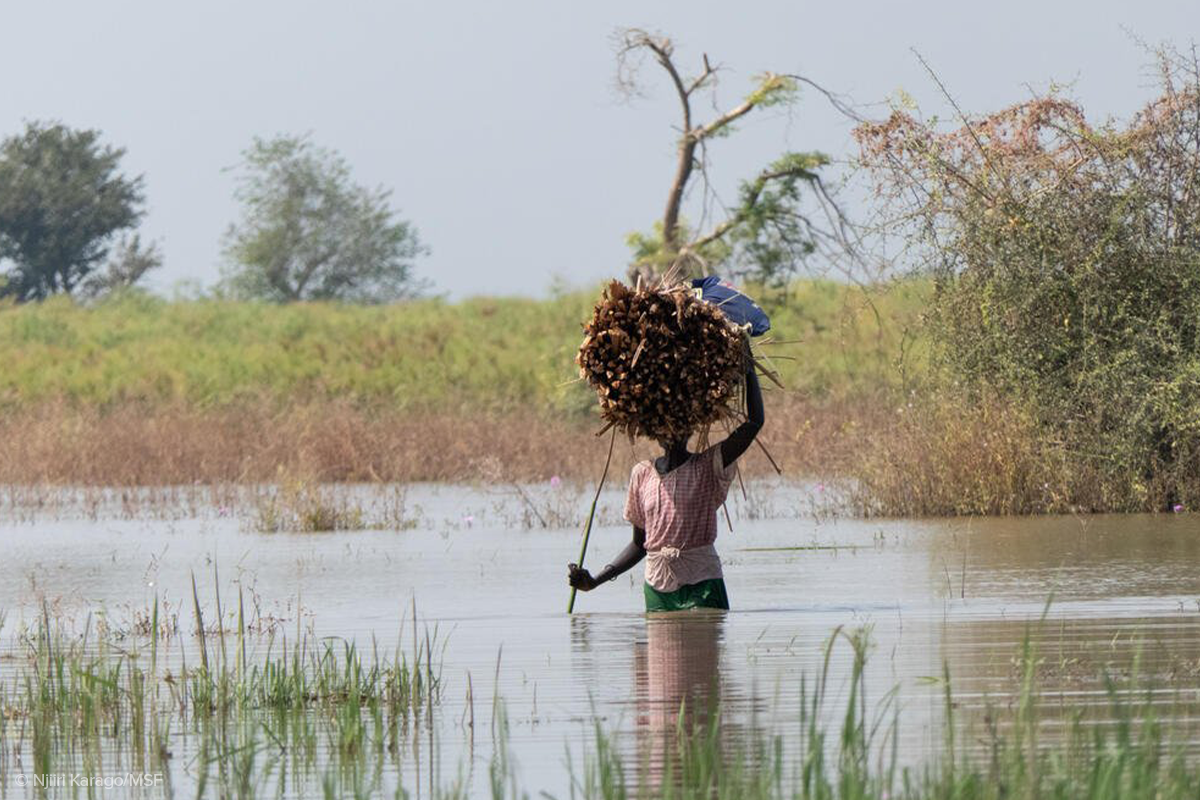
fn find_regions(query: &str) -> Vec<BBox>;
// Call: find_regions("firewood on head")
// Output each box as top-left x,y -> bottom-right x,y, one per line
577,280 -> 746,443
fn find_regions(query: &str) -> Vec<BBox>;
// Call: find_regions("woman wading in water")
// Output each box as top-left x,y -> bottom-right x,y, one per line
567,362 -> 764,611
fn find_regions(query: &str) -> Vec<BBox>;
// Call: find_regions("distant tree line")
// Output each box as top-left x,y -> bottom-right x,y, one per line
0,32 -> 856,307
0,123 -> 426,304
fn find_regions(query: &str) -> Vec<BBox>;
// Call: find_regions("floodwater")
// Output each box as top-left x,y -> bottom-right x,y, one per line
4,482 -> 1200,797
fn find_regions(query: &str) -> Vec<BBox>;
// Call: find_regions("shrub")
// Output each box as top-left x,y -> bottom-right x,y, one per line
856,51 -> 1200,511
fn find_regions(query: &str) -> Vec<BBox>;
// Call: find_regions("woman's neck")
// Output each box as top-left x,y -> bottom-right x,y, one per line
656,440 -> 692,474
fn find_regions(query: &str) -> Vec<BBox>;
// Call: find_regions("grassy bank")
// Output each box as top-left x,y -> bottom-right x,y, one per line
2,280 -> 1176,516
0,280 -> 927,412
0,281 -> 934,505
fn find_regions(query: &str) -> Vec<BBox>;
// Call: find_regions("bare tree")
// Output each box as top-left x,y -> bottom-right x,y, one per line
617,29 -> 850,287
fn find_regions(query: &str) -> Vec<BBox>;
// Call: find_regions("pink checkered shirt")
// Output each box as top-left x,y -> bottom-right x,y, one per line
624,445 -> 737,591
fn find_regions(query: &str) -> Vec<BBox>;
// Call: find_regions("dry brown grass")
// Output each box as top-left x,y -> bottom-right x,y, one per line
3,394 -> 1106,518
842,393 -> 1124,517
0,395 -> 875,487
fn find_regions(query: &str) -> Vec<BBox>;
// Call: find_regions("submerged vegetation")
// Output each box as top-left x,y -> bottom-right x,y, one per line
572,628 -> 1200,800
3,596 -> 1200,799
251,477 -> 418,532
2,592 -> 446,799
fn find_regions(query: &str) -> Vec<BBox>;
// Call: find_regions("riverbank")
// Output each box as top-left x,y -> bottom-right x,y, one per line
0,280 -> 924,501
0,394 -> 880,485
2,281 -> 1170,516
0,280 -> 925,410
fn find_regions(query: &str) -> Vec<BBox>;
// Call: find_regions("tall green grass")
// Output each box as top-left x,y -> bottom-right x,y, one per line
11,596 -> 442,729
3,605 -> 1199,798
0,280 -> 928,413
569,627 -> 1200,800
2,590 -> 446,799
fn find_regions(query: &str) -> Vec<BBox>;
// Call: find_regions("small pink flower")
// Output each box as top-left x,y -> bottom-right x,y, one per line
462,514 -> 475,527
549,476 -> 562,489
816,483 -> 826,493
1174,504 -> 1185,513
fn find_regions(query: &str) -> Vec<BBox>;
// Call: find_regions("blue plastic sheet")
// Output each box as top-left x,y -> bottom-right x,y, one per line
691,276 -> 771,336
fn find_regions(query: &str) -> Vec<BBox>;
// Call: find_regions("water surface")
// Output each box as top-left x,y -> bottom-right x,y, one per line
3,485 -> 1200,796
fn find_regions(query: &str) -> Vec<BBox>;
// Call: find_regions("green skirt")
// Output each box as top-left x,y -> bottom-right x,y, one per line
644,578 -> 730,612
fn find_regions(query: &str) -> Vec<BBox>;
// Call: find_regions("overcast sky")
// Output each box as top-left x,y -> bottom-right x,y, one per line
2,1 -> 1196,298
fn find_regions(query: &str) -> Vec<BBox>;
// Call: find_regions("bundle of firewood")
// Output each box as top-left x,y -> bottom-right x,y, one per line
576,280 -> 746,442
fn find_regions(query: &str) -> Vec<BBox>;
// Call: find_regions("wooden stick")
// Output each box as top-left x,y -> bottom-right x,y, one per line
755,437 -> 783,475
752,356 -> 785,388
630,338 -> 647,368
568,428 -> 617,614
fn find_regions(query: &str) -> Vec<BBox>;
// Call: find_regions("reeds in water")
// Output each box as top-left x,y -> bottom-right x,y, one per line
4,598 -> 1200,798
569,626 -> 1200,800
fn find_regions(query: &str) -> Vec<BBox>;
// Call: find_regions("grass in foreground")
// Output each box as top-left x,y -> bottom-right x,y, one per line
2,599 -> 1199,799
566,628 -> 1200,800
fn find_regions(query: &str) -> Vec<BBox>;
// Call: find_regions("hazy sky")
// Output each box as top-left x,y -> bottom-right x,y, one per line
2,1 -> 1197,298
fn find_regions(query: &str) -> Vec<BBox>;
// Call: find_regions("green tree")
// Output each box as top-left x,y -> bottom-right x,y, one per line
0,122 -> 146,301
221,135 -> 426,303
78,234 -> 163,300
616,30 -> 839,287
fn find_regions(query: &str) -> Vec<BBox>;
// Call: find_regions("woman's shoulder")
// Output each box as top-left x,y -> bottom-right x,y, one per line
701,441 -> 737,483
698,442 -> 725,467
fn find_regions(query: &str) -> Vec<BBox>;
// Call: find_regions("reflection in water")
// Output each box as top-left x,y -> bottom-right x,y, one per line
571,611 -> 742,791
637,612 -> 724,728
919,513 -> 1200,746
924,514 -> 1200,605
634,611 -> 725,789
576,610 -> 774,792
